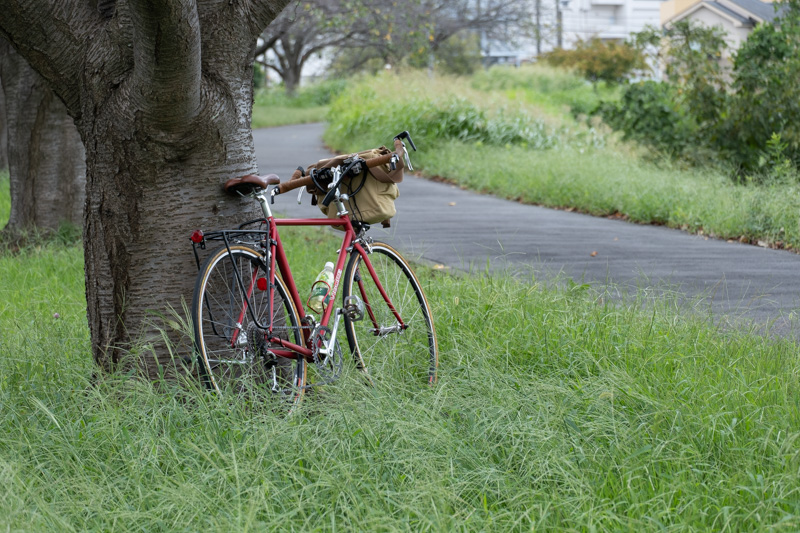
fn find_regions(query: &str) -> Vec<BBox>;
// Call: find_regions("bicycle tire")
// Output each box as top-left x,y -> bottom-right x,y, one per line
342,241 -> 438,385
192,244 -> 305,409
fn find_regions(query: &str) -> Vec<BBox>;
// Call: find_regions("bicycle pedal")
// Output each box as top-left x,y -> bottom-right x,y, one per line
343,295 -> 365,321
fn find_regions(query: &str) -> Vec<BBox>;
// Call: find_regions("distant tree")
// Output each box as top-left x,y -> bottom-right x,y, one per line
636,21 -> 728,128
0,40 -> 85,234
257,1 -> 355,94
333,0 -> 536,72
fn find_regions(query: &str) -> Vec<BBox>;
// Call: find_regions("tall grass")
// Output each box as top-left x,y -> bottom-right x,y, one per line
471,64 -> 621,117
2,173 -> 800,529
325,73 -> 800,250
2,240 -> 800,529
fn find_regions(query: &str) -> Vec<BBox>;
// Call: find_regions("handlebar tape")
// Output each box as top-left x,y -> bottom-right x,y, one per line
275,170 -> 312,195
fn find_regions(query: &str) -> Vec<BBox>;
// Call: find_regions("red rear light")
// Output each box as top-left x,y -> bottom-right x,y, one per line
190,230 -> 204,243
257,277 -> 268,291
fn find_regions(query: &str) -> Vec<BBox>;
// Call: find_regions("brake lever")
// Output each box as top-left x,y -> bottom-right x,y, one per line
394,131 -> 417,151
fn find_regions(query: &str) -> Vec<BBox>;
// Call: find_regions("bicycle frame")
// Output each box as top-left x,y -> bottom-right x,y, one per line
193,204 -> 405,365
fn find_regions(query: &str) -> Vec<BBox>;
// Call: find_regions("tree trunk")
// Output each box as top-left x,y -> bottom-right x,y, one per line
0,0 -> 291,379
0,76 -> 7,171
283,66 -> 301,96
0,42 -> 85,232
80,74 -> 263,378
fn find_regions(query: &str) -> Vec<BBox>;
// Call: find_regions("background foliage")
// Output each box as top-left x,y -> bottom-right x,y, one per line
540,37 -> 647,85
596,3 -> 800,179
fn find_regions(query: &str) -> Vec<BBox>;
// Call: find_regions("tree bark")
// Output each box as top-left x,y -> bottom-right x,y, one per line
0,41 -> 85,232
0,76 -> 7,171
0,0 -> 292,379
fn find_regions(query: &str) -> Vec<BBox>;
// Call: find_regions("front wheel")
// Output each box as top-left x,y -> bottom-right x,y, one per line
192,244 -> 305,411
342,241 -> 438,386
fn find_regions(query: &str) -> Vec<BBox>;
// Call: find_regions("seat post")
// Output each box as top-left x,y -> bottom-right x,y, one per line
254,190 -> 273,219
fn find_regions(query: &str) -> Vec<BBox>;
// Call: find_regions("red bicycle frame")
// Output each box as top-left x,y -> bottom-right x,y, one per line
249,212 -> 405,363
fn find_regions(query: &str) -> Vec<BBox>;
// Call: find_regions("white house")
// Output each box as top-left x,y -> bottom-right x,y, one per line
661,0 -> 783,50
561,0 -> 665,45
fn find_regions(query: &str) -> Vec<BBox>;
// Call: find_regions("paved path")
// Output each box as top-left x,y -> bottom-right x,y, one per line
254,123 -> 800,334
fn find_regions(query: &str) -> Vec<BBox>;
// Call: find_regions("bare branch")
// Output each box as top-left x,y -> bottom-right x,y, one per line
247,0 -> 294,39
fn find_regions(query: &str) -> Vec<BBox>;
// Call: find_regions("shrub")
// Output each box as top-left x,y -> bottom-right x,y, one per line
597,81 -> 696,156
722,14 -> 800,174
540,38 -> 647,85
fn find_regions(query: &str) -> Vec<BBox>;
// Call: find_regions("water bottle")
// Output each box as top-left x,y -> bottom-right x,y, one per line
308,262 -> 334,313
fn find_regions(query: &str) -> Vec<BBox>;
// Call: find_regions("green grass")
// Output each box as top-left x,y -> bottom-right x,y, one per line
251,80 -> 347,129
3,154 -> 800,528
3,217 -> 800,529
471,64 -> 621,117
251,105 -> 328,128
325,73 -> 800,250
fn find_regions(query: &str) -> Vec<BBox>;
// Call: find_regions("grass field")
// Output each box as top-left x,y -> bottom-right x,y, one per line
251,81 -> 346,129
324,69 -> 800,251
251,105 -> 328,129
2,173 -> 800,530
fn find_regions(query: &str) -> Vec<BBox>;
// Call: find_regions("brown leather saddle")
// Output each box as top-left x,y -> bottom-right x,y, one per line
223,174 -> 280,195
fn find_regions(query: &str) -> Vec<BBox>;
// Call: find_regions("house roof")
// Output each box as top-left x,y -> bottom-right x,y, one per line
666,0 -> 785,26
725,0 -> 782,22
707,1 -> 755,24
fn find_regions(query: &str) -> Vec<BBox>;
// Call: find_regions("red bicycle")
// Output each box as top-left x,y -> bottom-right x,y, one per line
189,133 -> 438,411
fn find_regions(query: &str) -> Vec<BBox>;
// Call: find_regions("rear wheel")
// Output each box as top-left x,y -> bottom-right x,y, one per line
192,244 -> 305,410
342,241 -> 438,386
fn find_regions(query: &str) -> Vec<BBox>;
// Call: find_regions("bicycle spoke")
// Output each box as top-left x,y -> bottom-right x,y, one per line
192,245 -> 305,411
343,242 -> 438,386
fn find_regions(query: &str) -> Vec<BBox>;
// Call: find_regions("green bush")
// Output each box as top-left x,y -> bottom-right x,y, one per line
541,38 -> 647,85
723,18 -> 800,174
598,81 -> 696,156
600,9 -> 800,177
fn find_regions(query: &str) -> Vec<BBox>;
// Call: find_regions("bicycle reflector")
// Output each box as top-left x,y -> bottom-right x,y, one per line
190,230 -> 204,243
257,277 -> 268,291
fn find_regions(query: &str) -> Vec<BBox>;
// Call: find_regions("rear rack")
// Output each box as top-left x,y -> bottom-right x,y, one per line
191,218 -> 269,270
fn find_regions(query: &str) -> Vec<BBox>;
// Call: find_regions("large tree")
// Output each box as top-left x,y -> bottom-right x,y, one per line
0,0 -> 291,378
0,40 -> 85,234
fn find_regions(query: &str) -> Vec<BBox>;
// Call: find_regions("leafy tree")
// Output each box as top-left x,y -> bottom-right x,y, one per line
597,22 -> 729,164
638,21 -> 729,128
0,0 -> 291,378
722,0 -> 800,173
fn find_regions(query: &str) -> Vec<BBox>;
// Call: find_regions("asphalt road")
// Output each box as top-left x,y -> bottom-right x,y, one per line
254,123 -> 800,334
